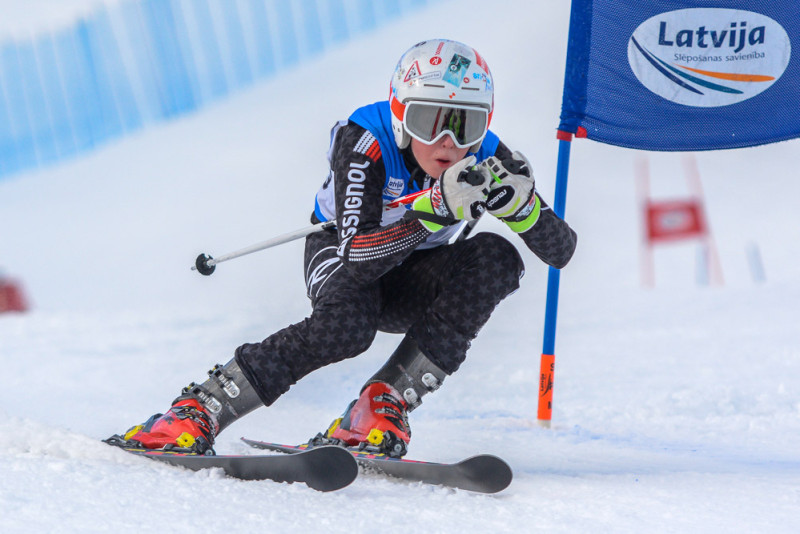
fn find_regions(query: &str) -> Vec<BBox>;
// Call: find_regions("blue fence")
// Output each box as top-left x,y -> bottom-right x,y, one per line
0,0 -> 433,181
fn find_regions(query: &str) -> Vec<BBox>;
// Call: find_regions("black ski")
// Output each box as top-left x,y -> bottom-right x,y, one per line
106,440 -> 358,492
242,438 -> 513,494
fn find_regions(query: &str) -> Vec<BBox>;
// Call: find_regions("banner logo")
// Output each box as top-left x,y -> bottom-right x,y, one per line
628,8 -> 791,107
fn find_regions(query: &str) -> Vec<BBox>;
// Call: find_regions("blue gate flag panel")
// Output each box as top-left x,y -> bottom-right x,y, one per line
559,0 -> 800,151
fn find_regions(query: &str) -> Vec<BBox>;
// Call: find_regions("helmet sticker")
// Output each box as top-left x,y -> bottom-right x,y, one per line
404,60 -> 422,82
443,54 -> 471,87
402,60 -> 443,84
472,72 -> 493,92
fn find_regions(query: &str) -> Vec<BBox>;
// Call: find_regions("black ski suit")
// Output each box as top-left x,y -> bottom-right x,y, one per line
236,121 -> 577,407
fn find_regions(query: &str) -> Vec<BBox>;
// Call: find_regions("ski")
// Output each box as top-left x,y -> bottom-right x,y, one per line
242,438 -> 513,494
105,439 -> 358,492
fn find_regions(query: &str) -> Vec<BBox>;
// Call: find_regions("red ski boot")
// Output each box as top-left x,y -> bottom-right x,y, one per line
318,382 -> 411,457
115,397 -> 217,455
106,359 -> 263,455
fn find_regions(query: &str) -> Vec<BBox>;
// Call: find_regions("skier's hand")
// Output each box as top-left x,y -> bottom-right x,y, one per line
411,155 -> 491,232
484,151 -> 542,233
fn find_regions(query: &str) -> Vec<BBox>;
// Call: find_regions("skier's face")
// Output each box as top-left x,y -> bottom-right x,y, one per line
411,135 -> 470,178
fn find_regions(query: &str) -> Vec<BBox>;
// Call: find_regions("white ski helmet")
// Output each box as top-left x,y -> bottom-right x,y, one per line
390,39 -> 494,153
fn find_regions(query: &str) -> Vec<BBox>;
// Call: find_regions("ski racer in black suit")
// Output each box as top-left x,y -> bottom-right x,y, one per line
109,39 -> 577,457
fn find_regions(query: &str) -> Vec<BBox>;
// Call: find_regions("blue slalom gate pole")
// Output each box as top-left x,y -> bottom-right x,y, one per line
537,131 -> 573,426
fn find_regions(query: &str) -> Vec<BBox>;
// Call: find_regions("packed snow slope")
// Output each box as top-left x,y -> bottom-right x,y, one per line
1,1 -> 799,532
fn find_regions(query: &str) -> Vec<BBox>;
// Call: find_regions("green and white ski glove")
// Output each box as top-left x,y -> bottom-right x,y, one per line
484,151 -> 541,233
411,155 -> 492,232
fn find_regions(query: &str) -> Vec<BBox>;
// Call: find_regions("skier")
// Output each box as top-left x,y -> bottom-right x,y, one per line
108,39 -> 577,457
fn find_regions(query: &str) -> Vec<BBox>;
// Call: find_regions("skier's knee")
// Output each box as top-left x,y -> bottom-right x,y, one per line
470,233 -> 525,290
306,304 -> 378,361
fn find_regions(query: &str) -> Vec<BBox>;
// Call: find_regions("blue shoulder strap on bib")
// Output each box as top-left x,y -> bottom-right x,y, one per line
349,102 -> 413,197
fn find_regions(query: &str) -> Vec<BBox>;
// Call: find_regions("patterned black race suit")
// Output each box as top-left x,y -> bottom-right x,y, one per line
236,121 -> 577,407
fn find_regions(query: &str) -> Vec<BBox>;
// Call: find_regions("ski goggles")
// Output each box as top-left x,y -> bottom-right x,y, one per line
402,101 -> 489,149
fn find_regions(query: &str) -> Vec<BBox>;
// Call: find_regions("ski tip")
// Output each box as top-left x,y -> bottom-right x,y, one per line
239,438 -> 358,492
292,445 -> 359,492
458,454 -> 513,493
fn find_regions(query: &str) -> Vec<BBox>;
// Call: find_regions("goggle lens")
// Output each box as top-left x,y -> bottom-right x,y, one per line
403,102 -> 488,149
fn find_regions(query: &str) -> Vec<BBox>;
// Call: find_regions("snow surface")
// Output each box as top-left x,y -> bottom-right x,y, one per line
2,0 -> 800,532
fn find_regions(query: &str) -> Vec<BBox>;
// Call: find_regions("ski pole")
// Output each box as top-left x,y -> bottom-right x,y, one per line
193,188 -> 430,275
192,221 -> 335,275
